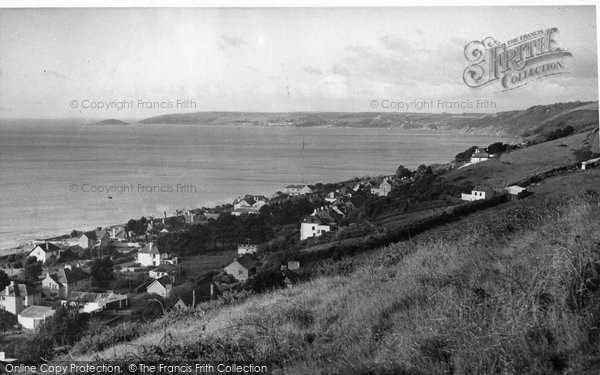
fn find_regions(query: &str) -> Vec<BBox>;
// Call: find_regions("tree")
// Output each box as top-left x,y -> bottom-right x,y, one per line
70,229 -> 79,237
455,146 -> 478,162
90,257 -> 114,286
486,142 -> 508,155
21,260 -> 42,283
395,165 -> 413,179
0,270 -> 9,290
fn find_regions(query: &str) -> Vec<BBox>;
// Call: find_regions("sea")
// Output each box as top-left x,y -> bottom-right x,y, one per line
0,120 -> 512,254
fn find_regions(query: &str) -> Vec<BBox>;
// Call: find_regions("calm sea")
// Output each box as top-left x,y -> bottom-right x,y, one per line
0,120 -> 512,253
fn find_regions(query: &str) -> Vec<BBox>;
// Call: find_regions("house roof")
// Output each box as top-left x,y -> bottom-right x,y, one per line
302,216 -> 329,225
139,242 -> 165,254
18,305 -> 54,319
234,254 -> 260,270
54,267 -> 90,284
2,283 -> 39,297
68,291 -> 127,304
32,242 -> 60,253
149,276 -> 173,289
152,264 -> 181,274
82,230 -> 107,241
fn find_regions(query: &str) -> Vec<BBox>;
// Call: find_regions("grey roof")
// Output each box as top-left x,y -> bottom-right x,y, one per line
32,242 -> 60,253
18,305 -> 54,319
234,254 -> 260,270
139,242 -> 165,254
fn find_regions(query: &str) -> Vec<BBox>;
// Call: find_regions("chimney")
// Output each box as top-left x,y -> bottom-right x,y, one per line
45,243 -> 49,250
210,283 -> 214,297
192,289 -> 196,308
112,228 -> 116,238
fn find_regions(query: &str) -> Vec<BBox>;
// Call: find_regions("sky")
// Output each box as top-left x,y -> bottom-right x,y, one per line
0,6 -> 597,119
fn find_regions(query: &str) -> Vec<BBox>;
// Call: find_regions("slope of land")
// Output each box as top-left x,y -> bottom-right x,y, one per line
70,185 -> 600,374
138,101 -> 598,138
93,119 -> 129,125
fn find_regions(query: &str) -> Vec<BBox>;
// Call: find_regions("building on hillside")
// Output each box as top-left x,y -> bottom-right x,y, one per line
470,148 -> 489,163
0,281 -> 41,316
66,292 -> 129,313
146,276 -> 174,298
78,229 -> 110,250
29,243 -> 61,263
300,216 -> 332,241
461,185 -> 495,201
581,157 -> 600,170
42,266 -> 91,300
283,184 -> 313,196
237,243 -> 258,255
149,264 -> 182,281
169,283 -> 220,310
371,178 -> 392,197
137,242 -> 176,267
505,185 -> 528,200
17,306 -> 55,330
224,254 -> 260,281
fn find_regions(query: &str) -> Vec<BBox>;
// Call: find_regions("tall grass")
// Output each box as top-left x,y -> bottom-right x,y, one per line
72,194 -> 600,374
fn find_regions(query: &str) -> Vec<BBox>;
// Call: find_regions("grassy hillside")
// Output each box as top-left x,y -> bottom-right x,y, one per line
137,101 -> 598,139
445,127 -> 599,189
71,190 -> 600,374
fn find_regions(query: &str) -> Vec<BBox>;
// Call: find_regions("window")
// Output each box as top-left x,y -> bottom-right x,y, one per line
238,270 -> 243,275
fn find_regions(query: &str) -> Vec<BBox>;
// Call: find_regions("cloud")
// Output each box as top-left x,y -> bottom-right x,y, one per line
43,69 -> 67,79
303,66 -> 323,75
219,35 -> 247,49
332,63 -> 350,77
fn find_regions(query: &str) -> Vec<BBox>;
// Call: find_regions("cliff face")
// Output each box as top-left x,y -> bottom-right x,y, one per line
138,101 -> 598,139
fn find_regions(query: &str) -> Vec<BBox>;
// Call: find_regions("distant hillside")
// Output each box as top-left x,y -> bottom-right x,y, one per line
138,101 -> 598,138
93,119 -> 129,125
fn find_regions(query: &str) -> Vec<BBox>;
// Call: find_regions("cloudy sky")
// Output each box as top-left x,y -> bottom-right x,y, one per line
0,6 -> 597,119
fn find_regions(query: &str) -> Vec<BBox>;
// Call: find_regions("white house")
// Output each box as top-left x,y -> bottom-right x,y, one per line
581,157 -> 600,170
371,178 -> 392,197
224,254 -> 260,281
137,242 -> 175,267
0,281 -> 41,316
237,243 -> 258,255
470,148 -> 490,163
29,243 -> 61,263
66,292 -> 129,313
284,184 -> 313,196
78,229 -> 109,250
505,185 -> 528,199
461,186 -> 495,201
149,264 -> 181,281
17,306 -> 55,330
41,266 -> 91,300
300,216 -> 331,241
146,276 -> 174,298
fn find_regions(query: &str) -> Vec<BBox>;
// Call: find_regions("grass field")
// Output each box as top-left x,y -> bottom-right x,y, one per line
179,250 -> 238,282
69,189 -> 600,374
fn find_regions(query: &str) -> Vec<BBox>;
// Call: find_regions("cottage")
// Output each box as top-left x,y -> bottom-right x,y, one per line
146,276 -> 174,298
137,242 -> 176,267
300,216 -> 331,241
581,157 -> 600,170
149,264 -> 182,281
237,243 -> 258,255
281,269 -> 300,288
29,243 -> 61,263
371,178 -> 392,197
0,281 -> 41,316
78,229 -> 109,250
283,184 -> 313,196
17,306 -> 55,330
461,185 -> 495,201
42,266 -> 91,299
470,148 -> 489,163
505,185 -> 528,200
67,292 -> 129,313
170,283 -> 220,310
224,254 -> 260,281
